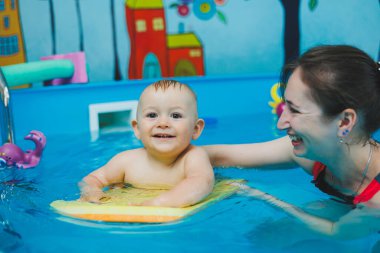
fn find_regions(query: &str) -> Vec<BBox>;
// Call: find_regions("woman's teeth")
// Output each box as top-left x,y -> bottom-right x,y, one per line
289,134 -> 302,142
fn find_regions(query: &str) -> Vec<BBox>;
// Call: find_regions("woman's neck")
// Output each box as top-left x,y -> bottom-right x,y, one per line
323,141 -> 374,195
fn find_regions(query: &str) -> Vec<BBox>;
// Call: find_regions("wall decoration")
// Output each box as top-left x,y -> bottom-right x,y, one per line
0,0 -> 26,67
280,0 -> 318,63
170,0 -> 227,24
0,0 -> 378,85
125,0 -> 204,79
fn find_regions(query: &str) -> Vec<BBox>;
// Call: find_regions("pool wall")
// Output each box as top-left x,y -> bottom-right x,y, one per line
3,75 -> 278,142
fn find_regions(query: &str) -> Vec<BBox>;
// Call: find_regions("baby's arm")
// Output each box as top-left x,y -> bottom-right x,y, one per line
79,151 -> 128,203
143,147 -> 215,207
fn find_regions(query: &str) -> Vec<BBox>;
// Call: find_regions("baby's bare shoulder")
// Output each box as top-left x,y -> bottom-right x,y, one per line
187,145 -> 208,155
183,146 -> 212,166
113,148 -> 145,163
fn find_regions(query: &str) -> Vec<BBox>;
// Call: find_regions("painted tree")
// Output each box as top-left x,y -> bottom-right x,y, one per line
44,0 -> 85,54
74,0 -> 84,51
110,0 -> 121,80
280,0 -> 318,63
45,0 -> 56,54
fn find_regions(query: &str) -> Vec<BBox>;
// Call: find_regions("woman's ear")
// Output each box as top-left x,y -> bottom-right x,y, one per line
131,119 -> 141,140
337,108 -> 357,137
192,119 -> 205,140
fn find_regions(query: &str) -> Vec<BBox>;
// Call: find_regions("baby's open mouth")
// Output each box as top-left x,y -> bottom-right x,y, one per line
153,134 -> 175,138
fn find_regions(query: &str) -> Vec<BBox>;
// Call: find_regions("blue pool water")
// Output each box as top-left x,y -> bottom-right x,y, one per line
1,114 -> 380,253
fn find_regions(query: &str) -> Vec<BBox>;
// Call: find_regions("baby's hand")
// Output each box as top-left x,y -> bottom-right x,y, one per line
79,181 -> 108,203
140,198 -> 161,207
79,190 -> 109,203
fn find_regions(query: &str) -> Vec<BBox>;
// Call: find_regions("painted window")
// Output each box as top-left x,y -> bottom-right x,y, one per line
3,16 -> 9,29
0,0 -> 5,11
152,18 -> 164,31
11,0 -> 15,9
189,49 -> 201,57
136,20 -> 146,32
0,35 -> 19,56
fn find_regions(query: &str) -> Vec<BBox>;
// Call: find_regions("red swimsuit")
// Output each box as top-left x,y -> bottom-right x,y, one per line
312,162 -> 380,205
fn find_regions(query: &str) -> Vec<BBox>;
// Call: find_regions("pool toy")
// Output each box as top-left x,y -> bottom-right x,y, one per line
268,82 -> 285,117
50,179 -> 244,223
41,52 -> 88,86
0,130 -> 46,169
1,59 -> 83,89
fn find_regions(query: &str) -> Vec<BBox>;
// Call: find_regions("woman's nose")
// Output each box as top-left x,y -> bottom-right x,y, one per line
276,106 -> 290,130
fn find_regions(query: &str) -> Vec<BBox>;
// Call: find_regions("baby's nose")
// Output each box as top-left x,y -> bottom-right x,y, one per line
157,117 -> 169,128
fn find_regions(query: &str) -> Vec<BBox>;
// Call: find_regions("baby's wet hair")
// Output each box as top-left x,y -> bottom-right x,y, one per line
152,79 -> 197,100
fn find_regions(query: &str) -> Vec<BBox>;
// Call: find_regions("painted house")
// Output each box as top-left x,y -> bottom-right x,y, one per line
0,0 -> 25,66
125,0 -> 204,79
167,33 -> 204,77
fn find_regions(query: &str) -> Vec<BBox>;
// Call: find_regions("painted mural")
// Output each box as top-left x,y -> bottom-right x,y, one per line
126,0 -> 204,79
0,0 -> 379,87
0,0 -> 25,66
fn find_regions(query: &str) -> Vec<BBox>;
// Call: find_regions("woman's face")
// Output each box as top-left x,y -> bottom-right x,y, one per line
277,68 -> 339,160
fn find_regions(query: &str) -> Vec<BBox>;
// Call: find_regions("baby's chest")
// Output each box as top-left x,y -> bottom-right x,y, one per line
125,165 -> 185,188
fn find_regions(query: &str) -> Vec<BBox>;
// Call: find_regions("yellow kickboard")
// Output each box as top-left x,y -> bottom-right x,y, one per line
50,179 -> 244,223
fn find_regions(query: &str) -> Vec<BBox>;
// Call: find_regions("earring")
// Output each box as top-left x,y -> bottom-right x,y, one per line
339,129 -> 350,144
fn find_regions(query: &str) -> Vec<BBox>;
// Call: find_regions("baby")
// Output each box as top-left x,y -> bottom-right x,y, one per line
79,80 -> 214,207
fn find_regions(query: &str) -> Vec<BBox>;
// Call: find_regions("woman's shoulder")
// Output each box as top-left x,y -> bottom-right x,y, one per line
293,156 -> 317,175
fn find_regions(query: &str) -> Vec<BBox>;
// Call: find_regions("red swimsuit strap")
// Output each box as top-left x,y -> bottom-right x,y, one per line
312,162 -> 380,205
353,174 -> 380,205
312,161 -> 326,180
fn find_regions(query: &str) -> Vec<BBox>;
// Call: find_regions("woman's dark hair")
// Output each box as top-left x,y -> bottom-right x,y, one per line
280,45 -> 380,139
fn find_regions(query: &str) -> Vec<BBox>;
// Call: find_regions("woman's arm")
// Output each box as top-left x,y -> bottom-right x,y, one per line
204,136 -> 297,168
237,183 -> 380,239
204,136 -> 315,173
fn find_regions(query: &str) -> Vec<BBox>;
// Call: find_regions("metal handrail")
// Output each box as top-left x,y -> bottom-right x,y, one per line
0,68 -> 15,144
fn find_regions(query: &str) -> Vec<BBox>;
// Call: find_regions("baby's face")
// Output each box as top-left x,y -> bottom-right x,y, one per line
133,85 -> 201,157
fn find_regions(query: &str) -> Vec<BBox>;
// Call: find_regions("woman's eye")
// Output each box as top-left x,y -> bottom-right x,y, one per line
289,107 -> 300,114
146,112 -> 157,118
171,113 -> 182,119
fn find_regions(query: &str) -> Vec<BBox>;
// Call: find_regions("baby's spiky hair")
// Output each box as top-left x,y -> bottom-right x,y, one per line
152,80 -> 197,100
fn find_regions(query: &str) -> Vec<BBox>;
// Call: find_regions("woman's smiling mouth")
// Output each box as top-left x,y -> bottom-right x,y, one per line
288,133 -> 302,146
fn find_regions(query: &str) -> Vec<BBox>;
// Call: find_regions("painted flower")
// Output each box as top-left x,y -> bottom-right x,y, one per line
214,0 -> 227,6
178,4 -> 190,16
193,0 -> 216,20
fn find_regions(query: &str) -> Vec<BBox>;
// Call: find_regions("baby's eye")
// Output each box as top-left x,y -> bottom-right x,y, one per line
146,112 -> 158,118
171,112 -> 182,119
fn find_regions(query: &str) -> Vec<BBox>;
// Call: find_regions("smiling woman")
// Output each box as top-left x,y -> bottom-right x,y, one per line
204,45 -> 380,237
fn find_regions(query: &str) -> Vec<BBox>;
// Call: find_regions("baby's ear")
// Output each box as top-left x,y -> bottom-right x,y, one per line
131,119 -> 141,139
192,119 -> 205,140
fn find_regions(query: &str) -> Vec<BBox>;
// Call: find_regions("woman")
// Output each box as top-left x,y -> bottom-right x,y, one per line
205,45 -> 380,238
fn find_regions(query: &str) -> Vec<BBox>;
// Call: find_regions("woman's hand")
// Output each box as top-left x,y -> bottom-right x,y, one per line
230,182 -> 268,199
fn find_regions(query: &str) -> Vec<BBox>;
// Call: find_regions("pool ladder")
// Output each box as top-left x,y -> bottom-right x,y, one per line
0,68 -> 15,144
